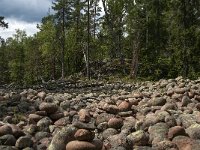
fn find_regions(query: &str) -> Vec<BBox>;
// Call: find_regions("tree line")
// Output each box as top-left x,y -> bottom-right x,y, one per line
0,0 -> 200,85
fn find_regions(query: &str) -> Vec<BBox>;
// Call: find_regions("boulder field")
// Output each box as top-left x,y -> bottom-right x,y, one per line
0,76 -> 200,150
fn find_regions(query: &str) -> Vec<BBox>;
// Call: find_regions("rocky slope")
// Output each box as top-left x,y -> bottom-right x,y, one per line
0,76 -> 200,150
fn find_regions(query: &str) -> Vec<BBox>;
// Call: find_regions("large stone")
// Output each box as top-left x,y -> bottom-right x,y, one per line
106,133 -> 130,149
148,123 -> 169,145
37,117 -> 52,131
165,115 -> 177,127
132,92 -> 143,99
186,123 -> 200,139
0,134 -> 16,146
35,132 -> 51,141
108,117 -> 123,129
174,88 -> 187,94
39,102 -> 58,114
142,113 -> 160,130
181,96 -> 192,107
60,100 -> 70,111
35,111 -> 47,116
9,124 -> 25,138
103,104 -> 119,114
38,137 -> 50,149
11,94 -> 21,102
180,114 -> 197,128
95,113 -> 114,126
0,146 -> 18,150
168,126 -> 186,140
152,140 -> 178,150
48,126 -> 78,150
15,136 -> 33,149
127,130 -> 149,146
73,121 -> 96,130
161,103 -> 177,111
0,125 -> 13,136
121,116 -> 136,131
190,139 -> 200,150
149,97 -> 166,106
29,114 -> 43,123
74,129 -> 95,141
50,112 -> 64,121
97,122 -> 108,131
102,128 -> 118,140
54,117 -> 70,126
3,116 -> 13,124
25,124 -> 37,135
44,95 -> 54,102
78,109 -> 91,123
172,136 -> 192,150
66,140 -> 103,150
118,101 -> 131,112
37,91 -> 46,99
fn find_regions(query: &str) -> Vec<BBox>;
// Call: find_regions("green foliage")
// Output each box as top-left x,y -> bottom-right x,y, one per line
0,16 -> 8,28
0,1 -> 199,85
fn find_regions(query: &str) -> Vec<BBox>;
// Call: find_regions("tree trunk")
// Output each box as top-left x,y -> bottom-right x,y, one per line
102,0 -> 116,59
86,0 -> 90,79
61,6 -> 65,79
182,0 -> 189,77
130,33 -> 140,78
93,0 -> 97,38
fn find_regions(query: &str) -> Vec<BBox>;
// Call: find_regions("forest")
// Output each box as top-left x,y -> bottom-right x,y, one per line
0,0 -> 200,85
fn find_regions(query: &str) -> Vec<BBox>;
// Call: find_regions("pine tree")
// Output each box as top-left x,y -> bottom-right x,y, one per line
167,0 -> 200,78
0,16 -> 8,28
52,0 -> 74,79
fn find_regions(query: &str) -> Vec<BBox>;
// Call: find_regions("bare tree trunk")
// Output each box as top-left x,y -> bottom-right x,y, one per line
93,0 -> 97,38
117,16 -> 125,72
145,6 -> 149,51
52,55 -> 56,80
182,1 -> 189,77
130,33 -> 140,78
61,6 -> 65,79
86,0 -> 90,79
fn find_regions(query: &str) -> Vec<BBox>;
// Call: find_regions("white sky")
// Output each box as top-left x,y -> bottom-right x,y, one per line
0,18 -> 39,39
0,0 -> 52,39
0,0 -> 104,40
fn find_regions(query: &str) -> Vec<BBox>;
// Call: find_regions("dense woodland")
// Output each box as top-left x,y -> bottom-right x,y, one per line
0,0 -> 200,85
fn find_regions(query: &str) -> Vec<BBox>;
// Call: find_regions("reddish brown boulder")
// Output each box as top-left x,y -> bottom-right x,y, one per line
54,117 -> 70,126
78,109 -> 91,123
50,112 -> 64,121
103,104 -> 119,114
39,102 -> 58,114
74,129 -> 95,141
172,136 -> 192,150
9,124 -> 25,138
168,126 -> 186,140
132,92 -> 143,98
29,114 -> 43,123
108,117 -> 123,129
35,111 -> 47,116
118,101 -> 131,112
0,125 -> 13,136
66,140 -> 103,150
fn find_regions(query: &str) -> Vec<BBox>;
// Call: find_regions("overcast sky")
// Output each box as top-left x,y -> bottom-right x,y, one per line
0,0 -> 53,39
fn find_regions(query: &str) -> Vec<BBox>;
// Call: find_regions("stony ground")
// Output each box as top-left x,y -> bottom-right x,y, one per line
0,77 -> 200,150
